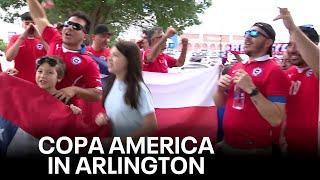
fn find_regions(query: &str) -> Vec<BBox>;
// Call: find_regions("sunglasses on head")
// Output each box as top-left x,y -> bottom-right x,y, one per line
63,21 -> 85,32
36,56 -> 58,67
301,24 -> 314,28
299,24 -> 315,32
244,30 -> 268,38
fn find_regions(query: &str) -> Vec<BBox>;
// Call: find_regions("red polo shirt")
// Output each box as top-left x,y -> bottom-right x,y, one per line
6,35 -> 47,83
285,66 -> 319,155
142,49 -> 177,73
223,55 -> 290,149
42,26 -> 101,90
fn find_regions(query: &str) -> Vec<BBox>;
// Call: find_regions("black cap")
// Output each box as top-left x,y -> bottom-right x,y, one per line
298,25 -> 319,45
253,22 -> 276,56
93,24 -> 112,35
253,22 -> 276,41
20,12 -> 33,21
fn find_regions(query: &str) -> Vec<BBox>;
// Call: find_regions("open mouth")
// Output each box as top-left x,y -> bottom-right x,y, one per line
244,41 -> 252,46
39,79 -> 47,84
289,55 -> 300,61
64,32 -> 72,38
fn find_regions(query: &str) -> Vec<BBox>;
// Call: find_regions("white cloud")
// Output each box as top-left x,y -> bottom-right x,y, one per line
184,0 -> 320,42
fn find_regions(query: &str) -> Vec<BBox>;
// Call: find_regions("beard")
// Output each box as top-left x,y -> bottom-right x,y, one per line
288,54 -> 307,67
244,43 -> 266,57
290,59 -> 306,67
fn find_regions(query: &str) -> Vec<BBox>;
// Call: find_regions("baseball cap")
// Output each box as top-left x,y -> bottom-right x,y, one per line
93,24 -> 112,35
299,25 -> 319,45
253,22 -> 276,56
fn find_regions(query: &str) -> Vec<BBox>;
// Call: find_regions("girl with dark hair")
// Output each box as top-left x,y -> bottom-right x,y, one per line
96,41 -> 157,137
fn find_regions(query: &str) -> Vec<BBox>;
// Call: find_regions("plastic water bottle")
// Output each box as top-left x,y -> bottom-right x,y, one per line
232,85 -> 245,110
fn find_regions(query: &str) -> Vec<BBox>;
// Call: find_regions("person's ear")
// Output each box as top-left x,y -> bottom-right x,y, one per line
83,33 -> 87,40
266,39 -> 273,49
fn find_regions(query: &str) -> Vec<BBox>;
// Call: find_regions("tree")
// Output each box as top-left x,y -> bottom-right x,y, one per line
0,0 -> 211,35
0,39 -> 6,51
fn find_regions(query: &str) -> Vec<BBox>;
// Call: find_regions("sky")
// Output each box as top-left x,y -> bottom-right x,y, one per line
0,0 -> 319,43
184,0 -> 320,42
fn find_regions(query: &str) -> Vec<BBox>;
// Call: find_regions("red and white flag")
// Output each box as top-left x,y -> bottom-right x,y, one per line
0,66 -> 219,154
143,67 -> 219,141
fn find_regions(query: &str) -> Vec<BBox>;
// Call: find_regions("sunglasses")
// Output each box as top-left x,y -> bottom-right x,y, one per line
299,24 -> 316,32
36,56 -> 58,67
63,21 -> 86,32
301,24 -> 314,28
244,30 -> 268,38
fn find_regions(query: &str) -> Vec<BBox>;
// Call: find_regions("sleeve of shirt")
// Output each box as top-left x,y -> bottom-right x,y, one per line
138,83 -> 155,116
226,62 -> 240,78
142,49 -> 152,64
6,35 -> 19,51
42,26 -> 61,45
82,61 -> 102,89
165,54 -> 177,68
265,67 -> 290,103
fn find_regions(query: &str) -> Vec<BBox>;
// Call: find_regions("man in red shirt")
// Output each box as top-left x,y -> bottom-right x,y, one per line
5,12 -> 47,83
27,0 -> 101,103
87,24 -> 112,86
143,27 -> 188,73
213,22 -> 290,155
87,24 -> 112,61
275,8 -> 319,156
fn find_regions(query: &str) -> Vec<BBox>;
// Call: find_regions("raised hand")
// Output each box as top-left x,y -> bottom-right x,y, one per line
218,74 -> 232,90
53,86 -> 77,104
233,69 -> 256,93
95,113 -> 109,126
165,26 -> 176,38
273,7 -> 296,32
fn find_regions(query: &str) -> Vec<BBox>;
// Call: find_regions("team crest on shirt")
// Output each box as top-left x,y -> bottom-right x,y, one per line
306,69 -> 313,77
71,56 -> 82,65
252,67 -> 262,76
100,56 -> 106,60
159,58 -> 168,66
36,43 -> 44,50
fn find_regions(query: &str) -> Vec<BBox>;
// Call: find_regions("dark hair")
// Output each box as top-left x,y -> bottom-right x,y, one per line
102,41 -> 144,109
36,56 -> 66,79
94,24 -> 112,35
299,25 -> 319,45
142,29 -> 149,35
21,12 -> 33,21
141,29 -> 150,46
55,22 -> 64,31
69,11 -> 91,34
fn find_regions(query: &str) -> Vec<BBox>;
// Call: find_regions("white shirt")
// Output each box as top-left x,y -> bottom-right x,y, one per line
104,79 -> 155,137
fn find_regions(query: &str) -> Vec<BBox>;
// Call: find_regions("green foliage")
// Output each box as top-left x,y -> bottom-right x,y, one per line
0,0 -> 212,36
0,39 -> 6,51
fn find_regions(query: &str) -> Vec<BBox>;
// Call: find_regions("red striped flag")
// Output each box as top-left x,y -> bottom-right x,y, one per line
0,66 -> 219,143
143,67 -> 219,141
